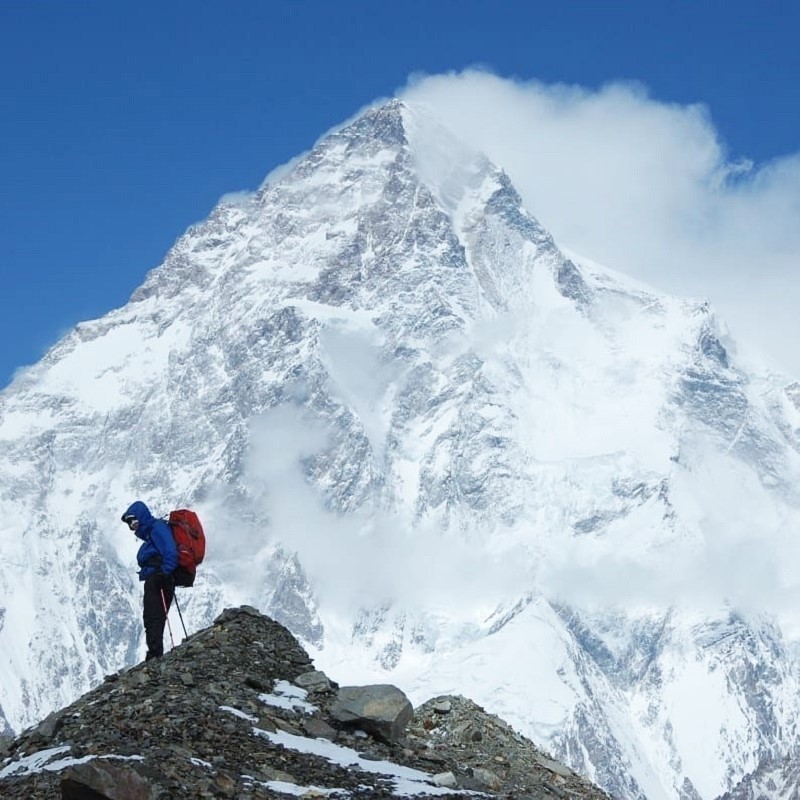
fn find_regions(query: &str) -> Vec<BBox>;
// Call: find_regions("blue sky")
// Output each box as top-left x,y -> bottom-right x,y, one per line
1,0 -> 799,389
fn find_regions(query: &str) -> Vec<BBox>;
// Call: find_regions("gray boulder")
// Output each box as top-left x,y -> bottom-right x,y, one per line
295,669 -> 334,694
60,761 -> 162,799
330,684 -> 413,743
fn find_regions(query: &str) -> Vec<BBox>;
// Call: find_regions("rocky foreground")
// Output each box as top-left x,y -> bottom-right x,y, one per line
0,606 -> 613,799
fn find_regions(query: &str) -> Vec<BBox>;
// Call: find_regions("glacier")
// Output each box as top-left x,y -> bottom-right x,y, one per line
1,99 -> 800,800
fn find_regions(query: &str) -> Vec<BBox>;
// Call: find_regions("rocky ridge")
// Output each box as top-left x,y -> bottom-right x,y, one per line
0,606 -> 612,800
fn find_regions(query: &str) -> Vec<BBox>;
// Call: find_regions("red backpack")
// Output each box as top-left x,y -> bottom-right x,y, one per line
168,509 -> 206,587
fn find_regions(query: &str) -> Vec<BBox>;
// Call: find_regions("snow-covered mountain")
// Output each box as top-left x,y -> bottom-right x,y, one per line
2,99 -> 800,800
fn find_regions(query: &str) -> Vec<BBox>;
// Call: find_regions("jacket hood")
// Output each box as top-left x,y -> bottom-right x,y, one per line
122,500 -> 156,539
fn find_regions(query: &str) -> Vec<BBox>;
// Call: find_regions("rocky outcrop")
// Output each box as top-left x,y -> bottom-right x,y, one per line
0,606 -> 611,799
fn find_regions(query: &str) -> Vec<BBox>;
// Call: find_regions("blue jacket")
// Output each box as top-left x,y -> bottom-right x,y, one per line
123,500 -> 178,581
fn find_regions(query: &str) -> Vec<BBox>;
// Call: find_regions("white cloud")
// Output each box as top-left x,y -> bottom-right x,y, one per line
239,403 -> 532,619
537,435 -> 800,630
401,70 -> 800,379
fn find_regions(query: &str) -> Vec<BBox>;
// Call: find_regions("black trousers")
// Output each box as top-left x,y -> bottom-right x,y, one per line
142,573 -> 174,660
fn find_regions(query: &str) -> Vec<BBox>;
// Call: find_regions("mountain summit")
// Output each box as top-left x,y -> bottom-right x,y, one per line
1,100 -> 800,800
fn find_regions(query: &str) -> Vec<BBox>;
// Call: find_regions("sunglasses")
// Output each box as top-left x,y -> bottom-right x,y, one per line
122,515 -> 139,530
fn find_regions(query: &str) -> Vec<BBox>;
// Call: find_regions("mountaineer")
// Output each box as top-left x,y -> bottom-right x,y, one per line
121,500 -> 178,660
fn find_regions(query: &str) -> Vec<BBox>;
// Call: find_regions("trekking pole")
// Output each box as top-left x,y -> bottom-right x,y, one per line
160,588 -> 175,650
173,591 -> 189,640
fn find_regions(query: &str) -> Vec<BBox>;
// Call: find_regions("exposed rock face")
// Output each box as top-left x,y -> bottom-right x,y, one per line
0,606 -> 610,800
718,751 -> 800,800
